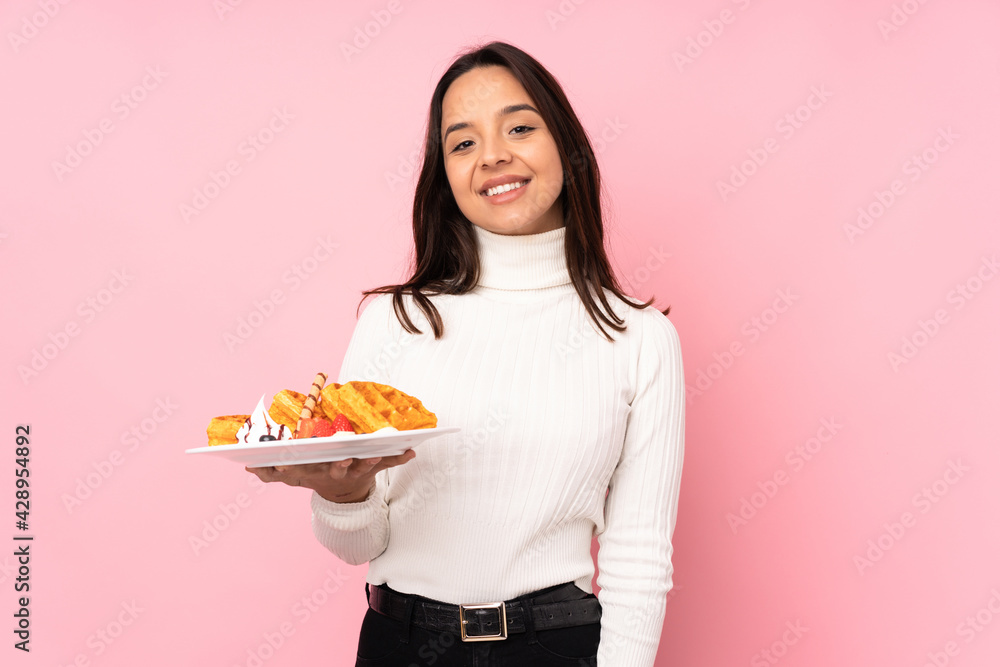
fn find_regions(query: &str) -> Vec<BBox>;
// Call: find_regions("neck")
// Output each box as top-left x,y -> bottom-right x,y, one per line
472,224 -> 572,291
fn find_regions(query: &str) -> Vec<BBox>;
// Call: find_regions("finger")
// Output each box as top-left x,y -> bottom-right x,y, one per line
248,465 -> 281,482
380,450 -> 416,468
352,457 -> 382,476
330,458 -> 353,476
274,462 -> 327,475
273,462 -> 315,473
364,451 -> 415,477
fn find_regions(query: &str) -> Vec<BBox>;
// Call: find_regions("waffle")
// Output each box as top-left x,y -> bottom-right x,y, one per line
320,381 -> 437,434
268,389 -> 310,429
206,414 -> 249,447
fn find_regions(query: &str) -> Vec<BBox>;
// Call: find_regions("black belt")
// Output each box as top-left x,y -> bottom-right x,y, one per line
367,582 -> 602,642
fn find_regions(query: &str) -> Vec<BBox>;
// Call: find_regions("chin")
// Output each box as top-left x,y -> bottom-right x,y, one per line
476,217 -> 561,236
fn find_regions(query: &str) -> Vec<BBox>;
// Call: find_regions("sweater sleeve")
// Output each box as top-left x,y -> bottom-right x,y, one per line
309,293 -> 400,565
596,310 -> 685,667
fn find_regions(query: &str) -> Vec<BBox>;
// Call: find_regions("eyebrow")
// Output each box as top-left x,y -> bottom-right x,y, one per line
442,103 -> 540,143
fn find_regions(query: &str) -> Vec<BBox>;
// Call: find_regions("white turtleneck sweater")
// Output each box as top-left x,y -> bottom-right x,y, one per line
311,224 -> 685,666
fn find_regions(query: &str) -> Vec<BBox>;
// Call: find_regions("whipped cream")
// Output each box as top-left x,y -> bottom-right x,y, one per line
235,395 -> 292,443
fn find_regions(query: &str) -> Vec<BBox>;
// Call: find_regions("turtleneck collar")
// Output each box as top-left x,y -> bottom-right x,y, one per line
472,224 -> 573,291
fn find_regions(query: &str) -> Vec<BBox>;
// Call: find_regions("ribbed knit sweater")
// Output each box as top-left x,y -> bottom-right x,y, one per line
310,223 -> 685,666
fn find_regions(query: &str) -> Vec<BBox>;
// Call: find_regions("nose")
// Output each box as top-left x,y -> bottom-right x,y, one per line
479,132 -> 511,167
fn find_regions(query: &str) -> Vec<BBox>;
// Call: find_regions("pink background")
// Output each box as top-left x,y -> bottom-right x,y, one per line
4,0 -> 1000,665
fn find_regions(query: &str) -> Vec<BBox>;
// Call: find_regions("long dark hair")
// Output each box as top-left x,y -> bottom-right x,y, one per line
360,40 -> 671,341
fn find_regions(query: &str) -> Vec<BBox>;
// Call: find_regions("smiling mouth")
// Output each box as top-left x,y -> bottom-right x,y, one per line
482,179 -> 530,197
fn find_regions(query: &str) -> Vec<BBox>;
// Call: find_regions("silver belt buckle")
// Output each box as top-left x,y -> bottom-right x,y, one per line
459,602 -> 507,641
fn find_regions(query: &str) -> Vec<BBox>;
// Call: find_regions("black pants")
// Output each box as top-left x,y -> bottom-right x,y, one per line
355,582 -> 601,666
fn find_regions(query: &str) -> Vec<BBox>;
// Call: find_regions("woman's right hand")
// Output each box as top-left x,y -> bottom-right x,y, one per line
246,449 -> 416,503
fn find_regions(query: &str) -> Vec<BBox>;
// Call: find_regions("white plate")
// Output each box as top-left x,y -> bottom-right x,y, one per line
186,427 -> 461,468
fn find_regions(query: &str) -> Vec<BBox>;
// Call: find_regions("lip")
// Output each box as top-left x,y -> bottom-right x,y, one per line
479,175 -> 531,195
482,180 -> 530,206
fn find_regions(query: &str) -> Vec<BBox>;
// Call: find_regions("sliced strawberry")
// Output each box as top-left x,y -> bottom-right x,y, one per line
331,414 -> 355,433
295,417 -> 337,439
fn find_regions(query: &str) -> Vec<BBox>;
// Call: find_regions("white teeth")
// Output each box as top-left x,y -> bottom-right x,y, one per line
485,180 -> 526,197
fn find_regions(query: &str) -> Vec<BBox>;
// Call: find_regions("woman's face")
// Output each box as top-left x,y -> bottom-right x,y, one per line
440,65 -> 565,236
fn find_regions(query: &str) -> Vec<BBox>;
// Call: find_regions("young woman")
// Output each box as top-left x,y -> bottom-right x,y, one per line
249,41 -> 685,666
